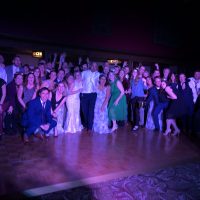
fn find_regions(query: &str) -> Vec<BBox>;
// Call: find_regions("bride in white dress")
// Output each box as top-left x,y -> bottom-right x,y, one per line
64,74 -> 83,133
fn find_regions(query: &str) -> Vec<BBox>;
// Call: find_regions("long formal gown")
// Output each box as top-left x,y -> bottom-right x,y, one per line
108,79 -> 127,121
51,93 -> 66,134
93,86 -> 110,134
64,82 -> 83,133
145,100 -> 163,130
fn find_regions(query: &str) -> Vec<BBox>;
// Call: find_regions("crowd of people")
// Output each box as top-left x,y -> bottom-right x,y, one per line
0,53 -> 200,143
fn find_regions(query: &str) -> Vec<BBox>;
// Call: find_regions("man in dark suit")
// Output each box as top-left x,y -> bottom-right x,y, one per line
22,87 -> 57,143
5,55 -> 24,84
151,77 -> 169,132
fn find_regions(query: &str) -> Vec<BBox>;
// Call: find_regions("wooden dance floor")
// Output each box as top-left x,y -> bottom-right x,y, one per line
0,125 -> 200,197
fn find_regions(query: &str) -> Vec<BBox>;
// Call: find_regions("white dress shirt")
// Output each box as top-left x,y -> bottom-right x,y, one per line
40,99 -> 46,109
0,67 -> 7,83
13,65 -> 20,77
81,70 -> 100,93
189,77 -> 200,103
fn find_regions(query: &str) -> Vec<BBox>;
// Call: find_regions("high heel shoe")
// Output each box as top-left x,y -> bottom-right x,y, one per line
163,129 -> 171,136
172,129 -> 180,136
111,125 -> 118,132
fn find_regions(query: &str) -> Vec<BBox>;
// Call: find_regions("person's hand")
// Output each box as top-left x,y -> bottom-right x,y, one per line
60,53 -> 66,63
7,106 -> 13,114
155,63 -> 159,70
100,105 -> 105,112
114,99 -> 119,106
127,89 -> 131,94
78,57 -> 82,65
0,105 -> 3,113
23,105 -> 26,112
45,124 -> 50,130
41,124 -> 50,131
67,90 -> 72,95
123,61 -> 128,67
53,53 -> 57,58
86,57 -> 90,64
79,88 -> 83,93
52,111 -> 57,118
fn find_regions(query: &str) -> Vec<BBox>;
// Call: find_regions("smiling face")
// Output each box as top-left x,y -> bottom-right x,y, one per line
13,56 -> 21,67
108,71 -> 115,81
57,70 -> 65,81
146,77 -> 152,86
57,82 -> 65,94
15,74 -> 23,85
154,77 -> 161,88
170,73 -> 176,82
179,74 -> 186,83
163,68 -> 170,78
91,62 -> 98,72
75,71 -> 81,80
99,75 -> 107,86
103,65 -> 109,74
27,73 -> 35,84
161,81 -> 167,89
67,75 -> 74,84
132,69 -> 138,78
119,70 -> 125,79
194,71 -> 200,80
153,70 -> 160,78
34,68 -> 40,78
40,89 -> 49,102
50,71 -> 57,81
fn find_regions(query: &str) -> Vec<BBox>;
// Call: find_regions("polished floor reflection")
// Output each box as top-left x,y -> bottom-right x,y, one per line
0,125 -> 200,197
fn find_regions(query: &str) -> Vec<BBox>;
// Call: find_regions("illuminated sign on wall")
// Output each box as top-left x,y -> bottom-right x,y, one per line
107,59 -> 121,65
32,52 -> 43,58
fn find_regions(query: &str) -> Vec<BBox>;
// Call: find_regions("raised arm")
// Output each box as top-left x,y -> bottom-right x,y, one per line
51,53 -> 57,69
58,53 -> 66,70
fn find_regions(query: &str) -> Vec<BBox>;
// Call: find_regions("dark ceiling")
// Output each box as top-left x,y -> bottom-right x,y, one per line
0,0 -> 199,62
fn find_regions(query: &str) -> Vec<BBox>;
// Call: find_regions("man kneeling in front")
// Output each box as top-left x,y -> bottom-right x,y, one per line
22,87 -> 57,143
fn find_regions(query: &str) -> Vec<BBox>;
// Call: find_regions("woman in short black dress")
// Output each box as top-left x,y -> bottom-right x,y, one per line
161,80 -> 184,136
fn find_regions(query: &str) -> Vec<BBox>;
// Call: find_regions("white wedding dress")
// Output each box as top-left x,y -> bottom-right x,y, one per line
64,82 -> 83,133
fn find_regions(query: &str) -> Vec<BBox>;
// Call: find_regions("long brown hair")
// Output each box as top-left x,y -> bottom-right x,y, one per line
24,72 -> 36,88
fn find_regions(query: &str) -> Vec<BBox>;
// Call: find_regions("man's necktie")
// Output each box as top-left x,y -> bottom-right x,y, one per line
41,102 -> 46,124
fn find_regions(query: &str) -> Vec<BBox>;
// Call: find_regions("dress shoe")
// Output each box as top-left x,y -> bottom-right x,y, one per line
132,125 -> 139,131
87,129 -> 93,133
44,133 -> 50,139
23,134 -> 29,143
172,129 -> 180,136
111,125 -> 118,132
163,128 -> 171,136
153,128 -> 160,132
34,133 -> 44,140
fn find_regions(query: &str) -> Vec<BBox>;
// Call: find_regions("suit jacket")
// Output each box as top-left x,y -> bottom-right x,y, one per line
5,65 -> 23,84
22,97 -> 54,135
146,86 -> 159,107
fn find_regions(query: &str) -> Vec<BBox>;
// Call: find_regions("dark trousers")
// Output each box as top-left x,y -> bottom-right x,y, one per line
0,103 -> 9,134
131,97 -> 145,126
4,109 -> 22,135
31,120 -> 57,136
152,102 -> 168,131
80,93 -> 97,130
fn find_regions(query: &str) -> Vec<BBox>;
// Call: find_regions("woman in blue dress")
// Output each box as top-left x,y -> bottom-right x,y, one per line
93,74 -> 111,134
